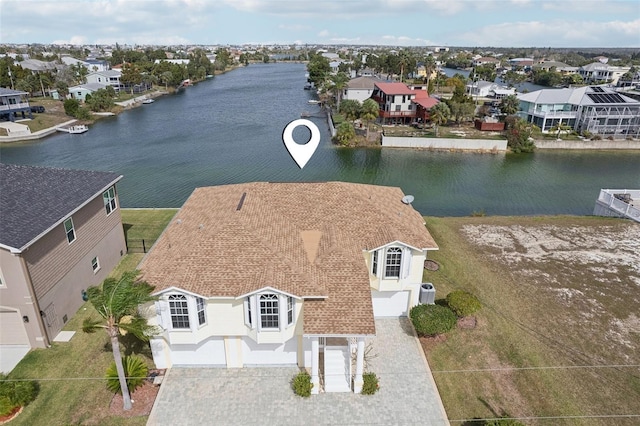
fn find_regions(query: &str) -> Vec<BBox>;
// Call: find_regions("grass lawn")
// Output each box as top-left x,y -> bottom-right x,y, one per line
7,209 -> 176,426
422,216 -> 640,425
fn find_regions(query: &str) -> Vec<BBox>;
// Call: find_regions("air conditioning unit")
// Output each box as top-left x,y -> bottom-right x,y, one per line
419,283 -> 435,305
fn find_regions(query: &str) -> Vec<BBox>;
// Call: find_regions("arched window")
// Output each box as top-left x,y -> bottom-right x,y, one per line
384,247 -> 402,278
260,294 -> 279,330
168,294 -> 190,329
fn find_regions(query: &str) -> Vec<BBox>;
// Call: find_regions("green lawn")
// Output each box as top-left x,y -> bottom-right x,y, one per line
422,216 -> 640,425
8,209 -> 176,425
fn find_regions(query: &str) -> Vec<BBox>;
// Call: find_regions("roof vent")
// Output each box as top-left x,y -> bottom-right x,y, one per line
401,195 -> 414,205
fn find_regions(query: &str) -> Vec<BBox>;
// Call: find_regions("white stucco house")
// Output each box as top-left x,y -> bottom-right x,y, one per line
342,76 -> 382,103
138,182 -> 438,394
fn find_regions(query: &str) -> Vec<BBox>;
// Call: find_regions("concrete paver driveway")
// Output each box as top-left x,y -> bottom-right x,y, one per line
147,318 -> 449,425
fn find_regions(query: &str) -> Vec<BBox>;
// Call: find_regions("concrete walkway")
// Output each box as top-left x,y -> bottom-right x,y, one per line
147,318 -> 449,425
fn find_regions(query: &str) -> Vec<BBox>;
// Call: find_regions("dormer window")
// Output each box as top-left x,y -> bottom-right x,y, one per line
384,247 -> 402,278
260,293 -> 279,330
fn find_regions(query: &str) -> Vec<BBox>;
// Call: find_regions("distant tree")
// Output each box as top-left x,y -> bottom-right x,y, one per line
361,98 -> 379,139
505,117 -> 536,153
330,72 -> 350,111
532,69 -> 563,87
120,63 -> 142,94
447,100 -> 476,124
85,88 -> 115,112
82,271 -> 159,411
307,54 -> 331,89
472,64 -> 497,82
563,73 -> 584,86
340,99 -> 361,122
500,94 -> 520,116
502,70 -> 527,87
334,122 -> 356,146
429,102 -> 450,136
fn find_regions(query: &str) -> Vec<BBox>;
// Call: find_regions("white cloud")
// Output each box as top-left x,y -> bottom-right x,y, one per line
455,18 -> 640,47
317,29 -> 330,37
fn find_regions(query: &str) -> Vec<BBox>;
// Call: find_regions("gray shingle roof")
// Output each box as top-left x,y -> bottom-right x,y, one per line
0,163 -> 122,251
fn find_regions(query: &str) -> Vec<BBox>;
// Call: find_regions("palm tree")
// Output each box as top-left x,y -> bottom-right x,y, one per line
82,271 -> 159,410
500,94 -> 520,116
330,72 -> 350,112
429,102 -> 450,137
361,98 -> 379,140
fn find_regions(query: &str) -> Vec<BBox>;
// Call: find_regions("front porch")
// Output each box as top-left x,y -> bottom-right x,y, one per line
307,336 -> 368,394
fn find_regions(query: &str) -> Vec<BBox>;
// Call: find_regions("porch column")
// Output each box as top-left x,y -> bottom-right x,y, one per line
353,337 -> 365,393
311,337 -> 319,395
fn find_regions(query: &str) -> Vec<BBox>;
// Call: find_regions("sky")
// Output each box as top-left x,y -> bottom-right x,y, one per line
1,0 -> 639,48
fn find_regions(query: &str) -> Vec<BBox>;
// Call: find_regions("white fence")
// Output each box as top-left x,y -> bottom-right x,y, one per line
382,135 -> 507,152
593,189 -> 640,223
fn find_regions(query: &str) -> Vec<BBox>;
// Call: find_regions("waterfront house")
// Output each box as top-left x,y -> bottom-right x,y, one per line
0,88 -> 32,122
138,182 -> 438,393
517,86 -> 640,138
371,82 -> 439,125
86,70 -> 123,91
472,57 -> 500,67
342,76 -> 382,103
0,164 -> 126,371
578,62 -> 631,85
466,80 -> 515,99
68,82 -> 110,101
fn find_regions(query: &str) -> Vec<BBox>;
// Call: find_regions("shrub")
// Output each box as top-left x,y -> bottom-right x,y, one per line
63,98 -> 80,116
292,370 -> 313,397
446,290 -> 482,317
105,355 -> 148,395
361,372 -> 379,395
0,373 -> 39,416
410,304 -> 457,336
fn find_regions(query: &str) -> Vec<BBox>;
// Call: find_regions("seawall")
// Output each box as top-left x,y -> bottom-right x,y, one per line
381,135 -> 507,152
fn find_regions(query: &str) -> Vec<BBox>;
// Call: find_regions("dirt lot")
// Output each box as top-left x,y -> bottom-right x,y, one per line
422,216 -> 640,425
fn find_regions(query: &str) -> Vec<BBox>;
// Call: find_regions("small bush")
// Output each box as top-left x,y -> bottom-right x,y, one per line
292,371 -> 313,397
410,304 -> 457,336
446,290 -> 482,317
105,355 -> 148,395
361,372 -> 379,395
0,373 -> 39,416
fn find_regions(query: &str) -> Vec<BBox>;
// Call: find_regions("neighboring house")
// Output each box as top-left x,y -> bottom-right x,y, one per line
371,82 -> 439,125
85,59 -> 110,73
0,88 -> 32,122
466,80 -> 515,98
578,62 -> 631,85
472,57 -> 500,67
507,58 -> 534,71
532,61 -> 578,75
138,182 -> 438,393
68,82 -> 109,101
0,164 -> 126,370
517,86 -> 640,138
18,59 -> 58,73
86,70 -> 123,91
342,76 -> 381,103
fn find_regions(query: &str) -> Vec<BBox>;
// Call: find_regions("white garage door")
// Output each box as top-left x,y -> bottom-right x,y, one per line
371,291 -> 410,317
170,337 -> 226,366
241,337 -> 297,366
0,309 -> 29,346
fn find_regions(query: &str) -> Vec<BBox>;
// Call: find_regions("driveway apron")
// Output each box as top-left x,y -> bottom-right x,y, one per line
147,318 -> 449,425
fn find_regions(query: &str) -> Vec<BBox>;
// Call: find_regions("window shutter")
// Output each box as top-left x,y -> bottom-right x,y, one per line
156,301 -> 169,330
401,247 -> 411,279
244,297 -> 254,329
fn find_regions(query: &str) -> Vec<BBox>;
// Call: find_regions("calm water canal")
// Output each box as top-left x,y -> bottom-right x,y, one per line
1,63 -> 639,216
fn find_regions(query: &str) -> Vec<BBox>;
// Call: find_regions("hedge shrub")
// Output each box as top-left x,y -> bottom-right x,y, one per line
446,290 -> 482,317
105,355 -> 148,395
0,373 -> 39,417
292,371 -> 313,397
361,372 -> 379,395
409,304 -> 457,336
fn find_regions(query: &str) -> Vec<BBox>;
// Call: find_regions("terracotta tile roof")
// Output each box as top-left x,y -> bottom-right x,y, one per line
139,182 -> 437,335
374,82 -> 415,95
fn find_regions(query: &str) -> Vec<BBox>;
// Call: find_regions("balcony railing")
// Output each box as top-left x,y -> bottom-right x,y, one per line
596,189 -> 640,223
0,102 -> 30,112
379,110 -> 416,118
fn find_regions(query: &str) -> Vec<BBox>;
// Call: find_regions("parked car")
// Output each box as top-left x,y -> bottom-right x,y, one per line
30,105 -> 45,113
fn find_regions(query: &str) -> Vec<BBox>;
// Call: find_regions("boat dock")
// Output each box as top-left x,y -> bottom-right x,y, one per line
593,189 -> 640,223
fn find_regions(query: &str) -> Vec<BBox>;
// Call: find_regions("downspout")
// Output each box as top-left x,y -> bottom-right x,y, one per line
18,254 -> 50,347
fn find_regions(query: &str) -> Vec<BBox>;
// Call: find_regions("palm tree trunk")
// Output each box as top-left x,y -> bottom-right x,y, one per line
111,332 -> 132,410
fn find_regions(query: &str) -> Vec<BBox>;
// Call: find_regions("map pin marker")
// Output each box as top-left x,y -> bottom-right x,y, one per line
282,119 -> 320,169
